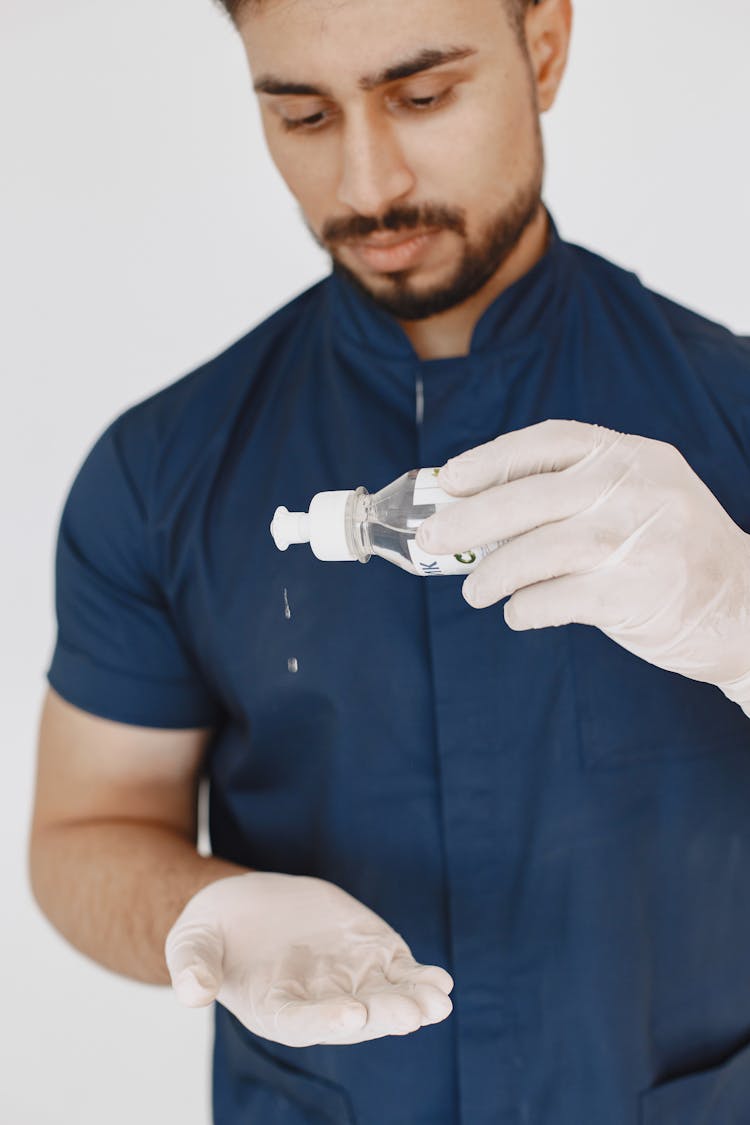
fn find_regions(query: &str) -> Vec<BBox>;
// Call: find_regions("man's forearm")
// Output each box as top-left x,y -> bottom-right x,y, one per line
28,820 -> 249,985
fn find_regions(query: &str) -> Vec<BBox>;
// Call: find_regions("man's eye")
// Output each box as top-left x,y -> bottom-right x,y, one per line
281,111 -> 329,133
405,95 -> 440,109
399,89 -> 454,112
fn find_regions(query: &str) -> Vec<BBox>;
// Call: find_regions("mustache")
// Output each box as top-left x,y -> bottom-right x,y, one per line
322,204 -> 466,245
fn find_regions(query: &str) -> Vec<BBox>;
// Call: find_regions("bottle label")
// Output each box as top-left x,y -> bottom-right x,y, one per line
413,467 -> 454,508
407,538 -> 498,576
408,468 -> 499,576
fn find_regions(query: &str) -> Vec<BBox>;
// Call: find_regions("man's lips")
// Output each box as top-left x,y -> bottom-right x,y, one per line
343,228 -> 442,272
349,228 -> 438,249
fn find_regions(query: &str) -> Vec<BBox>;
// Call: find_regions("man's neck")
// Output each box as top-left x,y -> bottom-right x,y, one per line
398,205 -> 550,361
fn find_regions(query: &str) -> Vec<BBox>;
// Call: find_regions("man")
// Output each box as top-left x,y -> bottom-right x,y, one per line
28,0 -> 750,1122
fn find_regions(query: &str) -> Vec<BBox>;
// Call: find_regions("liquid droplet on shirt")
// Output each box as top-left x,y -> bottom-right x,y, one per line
283,588 -> 292,620
288,657 -> 299,674
415,372 -> 424,427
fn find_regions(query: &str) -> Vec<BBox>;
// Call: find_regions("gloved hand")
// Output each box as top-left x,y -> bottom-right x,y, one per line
164,871 -> 454,1047
416,419 -> 750,715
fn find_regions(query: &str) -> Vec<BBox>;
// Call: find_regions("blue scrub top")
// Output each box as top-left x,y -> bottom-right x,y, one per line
47,211 -> 750,1125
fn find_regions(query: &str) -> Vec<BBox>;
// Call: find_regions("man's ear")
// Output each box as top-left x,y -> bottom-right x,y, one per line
524,0 -> 573,113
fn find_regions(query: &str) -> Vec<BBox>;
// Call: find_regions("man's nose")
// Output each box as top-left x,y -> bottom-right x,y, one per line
336,113 -> 415,217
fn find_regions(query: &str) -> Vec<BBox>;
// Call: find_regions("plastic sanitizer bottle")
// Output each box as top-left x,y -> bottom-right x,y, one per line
270,468 -> 504,577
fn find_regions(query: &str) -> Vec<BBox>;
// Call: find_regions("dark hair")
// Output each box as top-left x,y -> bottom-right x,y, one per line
215,0 -> 538,42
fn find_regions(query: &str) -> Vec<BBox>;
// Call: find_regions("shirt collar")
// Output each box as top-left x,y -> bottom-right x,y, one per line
327,206 -> 572,363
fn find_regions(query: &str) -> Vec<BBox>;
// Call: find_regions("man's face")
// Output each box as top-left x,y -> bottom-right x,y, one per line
240,0 -> 546,320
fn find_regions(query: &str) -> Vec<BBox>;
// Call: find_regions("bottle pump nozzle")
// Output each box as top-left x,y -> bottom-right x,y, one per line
270,507 -> 311,551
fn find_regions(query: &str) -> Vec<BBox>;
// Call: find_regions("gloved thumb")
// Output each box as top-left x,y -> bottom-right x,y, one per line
164,918 -> 224,1008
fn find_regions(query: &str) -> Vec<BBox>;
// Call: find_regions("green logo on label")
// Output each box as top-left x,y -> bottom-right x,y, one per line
432,467 -> 440,477
454,551 -> 477,565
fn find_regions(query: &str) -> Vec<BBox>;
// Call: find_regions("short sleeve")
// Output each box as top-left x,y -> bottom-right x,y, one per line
46,417 -> 225,729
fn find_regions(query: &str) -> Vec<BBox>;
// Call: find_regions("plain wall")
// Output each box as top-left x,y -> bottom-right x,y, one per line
2,0 -> 748,1120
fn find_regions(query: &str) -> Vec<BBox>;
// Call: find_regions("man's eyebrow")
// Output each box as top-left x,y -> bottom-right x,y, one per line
253,46 -> 477,98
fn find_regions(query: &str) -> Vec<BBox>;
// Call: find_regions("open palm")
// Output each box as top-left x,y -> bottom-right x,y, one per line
165,871 -> 454,1047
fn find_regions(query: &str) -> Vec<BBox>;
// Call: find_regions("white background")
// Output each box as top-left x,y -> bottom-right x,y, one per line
2,0 -> 748,1120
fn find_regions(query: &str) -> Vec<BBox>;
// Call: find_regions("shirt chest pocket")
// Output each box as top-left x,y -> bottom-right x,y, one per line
567,624 -> 750,769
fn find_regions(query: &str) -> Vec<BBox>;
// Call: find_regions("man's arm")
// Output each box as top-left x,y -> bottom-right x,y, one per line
27,687 -> 248,986
28,688 -> 454,1046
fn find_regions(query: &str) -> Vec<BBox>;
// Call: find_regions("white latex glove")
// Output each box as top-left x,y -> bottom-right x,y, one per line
164,871 -> 454,1048
416,419 -> 750,715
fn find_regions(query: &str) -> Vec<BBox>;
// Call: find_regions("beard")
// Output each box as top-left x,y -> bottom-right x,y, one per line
334,184 -> 542,321
305,124 -> 545,322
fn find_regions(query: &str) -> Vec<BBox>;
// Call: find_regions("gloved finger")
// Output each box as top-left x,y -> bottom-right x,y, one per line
164,922 -> 224,1007
394,981 -> 453,1025
437,419 -> 609,495
416,470 -> 597,557
503,571 -> 617,631
271,995 -> 369,1048
297,986 -> 424,1047
462,519 -> 614,609
385,954 -> 454,994
353,986 -> 424,1038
